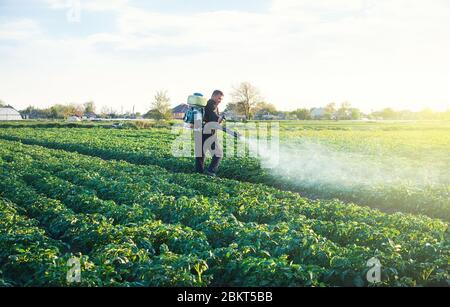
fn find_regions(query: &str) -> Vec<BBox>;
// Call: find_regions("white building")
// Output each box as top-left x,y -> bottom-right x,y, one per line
67,116 -> 81,122
0,106 -> 23,121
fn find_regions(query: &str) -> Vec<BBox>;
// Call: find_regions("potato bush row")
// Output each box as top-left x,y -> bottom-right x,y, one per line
0,139 -> 448,286
0,127 -> 448,220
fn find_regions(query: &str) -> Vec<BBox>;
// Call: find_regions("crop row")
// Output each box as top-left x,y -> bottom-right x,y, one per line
0,149 -> 336,286
2,138 -> 445,238
0,128 -> 448,220
0,144 -> 355,286
0,164 -> 219,285
0,197 -> 70,286
0,141 -> 429,249
1,139 -> 448,286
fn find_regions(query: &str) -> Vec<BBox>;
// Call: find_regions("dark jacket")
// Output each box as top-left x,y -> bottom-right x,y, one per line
204,99 -> 220,123
203,99 -> 220,135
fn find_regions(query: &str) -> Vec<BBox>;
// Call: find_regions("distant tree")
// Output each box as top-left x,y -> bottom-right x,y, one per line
101,107 -> 118,119
444,109 -> 450,120
47,103 -> 84,119
231,82 -> 263,120
145,90 -> 172,121
20,106 -> 33,119
396,110 -> 410,120
99,106 -> 111,118
336,102 -> 352,120
20,106 -> 51,119
350,108 -> 361,120
293,108 -> 312,120
0,99 -> 5,107
253,102 -> 277,119
49,104 -> 66,119
324,103 -> 337,119
84,101 -> 96,114
143,109 -> 161,120
380,108 -> 397,120
276,111 -> 289,120
419,108 -> 435,120
253,102 -> 277,114
368,108 -> 450,120
225,102 -> 246,115
71,103 -> 85,117
110,109 -> 119,119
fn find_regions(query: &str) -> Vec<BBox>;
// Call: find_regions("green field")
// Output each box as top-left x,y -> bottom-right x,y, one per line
0,120 -> 449,286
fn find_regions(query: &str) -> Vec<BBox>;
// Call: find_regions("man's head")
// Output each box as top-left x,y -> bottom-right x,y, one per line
211,90 -> 224,104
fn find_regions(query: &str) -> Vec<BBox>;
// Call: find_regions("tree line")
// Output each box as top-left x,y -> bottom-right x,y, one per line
222,82 -> 450,121
2,82 -> 450,121
12,93 -> 169,120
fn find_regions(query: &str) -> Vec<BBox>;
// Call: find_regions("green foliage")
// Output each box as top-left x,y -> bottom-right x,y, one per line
0,121 -> 447,220
292,108 -> 312,120
0,122 -> 448,287
83,101 -> 96,114
145,90 -> 172,121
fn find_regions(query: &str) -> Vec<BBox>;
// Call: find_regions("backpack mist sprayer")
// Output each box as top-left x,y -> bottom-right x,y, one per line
183,93 -> 241,139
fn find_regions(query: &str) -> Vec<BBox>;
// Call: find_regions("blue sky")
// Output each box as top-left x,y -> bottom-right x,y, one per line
1,0 -> 118,38
0,0 -> 270,38
1,0 -> 450,113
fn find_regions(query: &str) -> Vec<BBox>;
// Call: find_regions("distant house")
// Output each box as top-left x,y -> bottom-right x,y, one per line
172,104 -> 190,120
310,108 -> 326,120
82,112 -> 98,120
0,106 -> 23,121
259,113 -> 285,121
255,111 -> 274,120
261,114 -> 277,120
223,111 -> 246,122
67,116 -> 81,122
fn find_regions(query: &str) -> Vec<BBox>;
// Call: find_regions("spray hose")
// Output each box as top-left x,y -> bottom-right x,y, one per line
221,127 -> 241,139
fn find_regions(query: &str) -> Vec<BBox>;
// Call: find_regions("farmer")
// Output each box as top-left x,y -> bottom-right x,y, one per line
195,90 -> 225,177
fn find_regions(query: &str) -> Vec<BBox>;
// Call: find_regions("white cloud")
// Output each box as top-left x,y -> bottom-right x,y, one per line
270,0 -> 366,17
83,0 -> 129,11
0,19 -> 41,40
45,0 -> 129,11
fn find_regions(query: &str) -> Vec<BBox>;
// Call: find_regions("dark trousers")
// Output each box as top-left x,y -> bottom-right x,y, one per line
195,133 -> 222,174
